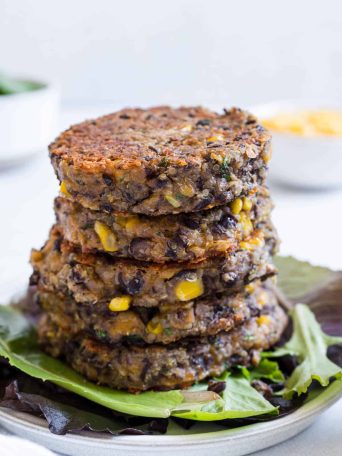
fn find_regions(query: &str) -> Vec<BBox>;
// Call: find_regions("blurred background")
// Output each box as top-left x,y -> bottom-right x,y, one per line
1,0 -> 342,300
2,0 -> 342,107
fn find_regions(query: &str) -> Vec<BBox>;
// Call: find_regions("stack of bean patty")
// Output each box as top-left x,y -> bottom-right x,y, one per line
30,106 -> 287,392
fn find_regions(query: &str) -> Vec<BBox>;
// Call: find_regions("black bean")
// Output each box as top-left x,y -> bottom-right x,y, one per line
172,270 -> 198,281
269,396 -> 303,412
277,355 -> 299,376
196,176 -> 204,191
194,195 -> 214,211
29,271 -> 39,286
219,214 -> 237,230
140,359 -> 151,381
207,380 -> 226,394
148,145 -> 159,153
119,113 -> 130,119
99,203 -> 113,213
181,215 -> 200,230
271,382 -> 285,393
70,269 -> 85,285
229,354 -> 244,365
217,191 -> 232,203
53,237 -> 62,251
148,419 -> 169,434
124,335 -> 145,346
154,178 -> 168,189
129,238 -> 151,258
145,167 -> 158,179
173,230 -> 188,248
251,380 -> 273,397
102,174 -> 113,186
118,270 -> 144,295
196,119 -> 211,127
165,246 -> 178,259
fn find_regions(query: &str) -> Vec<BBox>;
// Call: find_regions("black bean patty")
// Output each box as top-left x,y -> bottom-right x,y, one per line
37,300 -> 287,392
50,106 -> 271,215
35,280 -> 276,345
55,186 -> 273,263
30,224 -> 278,308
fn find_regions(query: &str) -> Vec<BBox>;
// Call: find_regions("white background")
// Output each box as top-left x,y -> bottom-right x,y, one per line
2,0 -> 342,107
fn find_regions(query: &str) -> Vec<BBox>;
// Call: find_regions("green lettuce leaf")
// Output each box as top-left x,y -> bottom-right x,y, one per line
0,306 -> 276,420
0,307 -> 186,418
274,256 -> 335,301
265,304 -> 342,398
1,256 -> 342,422
173,373 -> 277,421
240,359 -> 284,383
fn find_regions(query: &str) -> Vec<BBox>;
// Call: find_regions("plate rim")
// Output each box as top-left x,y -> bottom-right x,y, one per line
0,380 -> 341,448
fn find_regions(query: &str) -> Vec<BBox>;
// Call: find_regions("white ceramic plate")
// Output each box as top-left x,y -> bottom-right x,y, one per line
0,381 -> 341,456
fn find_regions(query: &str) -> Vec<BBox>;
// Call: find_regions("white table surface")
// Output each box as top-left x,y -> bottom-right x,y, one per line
0,105 -> 341,455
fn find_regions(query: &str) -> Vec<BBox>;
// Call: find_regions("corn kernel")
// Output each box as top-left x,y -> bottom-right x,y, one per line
60,181 -> 71,197
108,295 -> 132,312
146,320 -> 163,335
249,236 -> 264,247
125,216 -> 139,230
240,212 -> 253,237
165,194 -> 181,208
181,124 -> 193,132
115,215 -> 127,227
230,198 -> 243,215
240,236 -> 263,250
175,278 -> 204,301
179,183 -> 195,197
242,197 -> 253,211
210,152 -> 223,163
245,283 -> 255,294
240,241 -> 252,250
207,134 -> 224,142
257,315 -> 271,326
94,221 -> 118,252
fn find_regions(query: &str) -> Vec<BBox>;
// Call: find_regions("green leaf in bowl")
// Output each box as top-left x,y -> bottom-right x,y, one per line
0,75 -> 43,95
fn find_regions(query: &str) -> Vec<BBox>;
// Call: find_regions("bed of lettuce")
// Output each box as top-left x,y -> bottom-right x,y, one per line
0,256 -> 341,435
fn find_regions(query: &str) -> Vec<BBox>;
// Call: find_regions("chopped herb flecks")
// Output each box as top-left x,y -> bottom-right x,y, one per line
158,157 -> 169,168
220,157 -> 230,181
164,328 -> 173,336
95,329 -> 107,339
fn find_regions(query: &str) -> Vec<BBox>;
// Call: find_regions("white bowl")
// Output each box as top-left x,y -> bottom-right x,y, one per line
250,100 -> 342,189
0,78 -> 60,167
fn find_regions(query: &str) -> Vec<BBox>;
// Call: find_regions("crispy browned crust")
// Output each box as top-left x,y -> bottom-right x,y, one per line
50,107 -> 271,215
30,224 -> 278,308
37,301 -> 287,392
54,186 -> 273,263
35,280 -> 276,345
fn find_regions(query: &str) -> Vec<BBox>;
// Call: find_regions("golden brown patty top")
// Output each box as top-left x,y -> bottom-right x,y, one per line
49,106 -> 270,172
